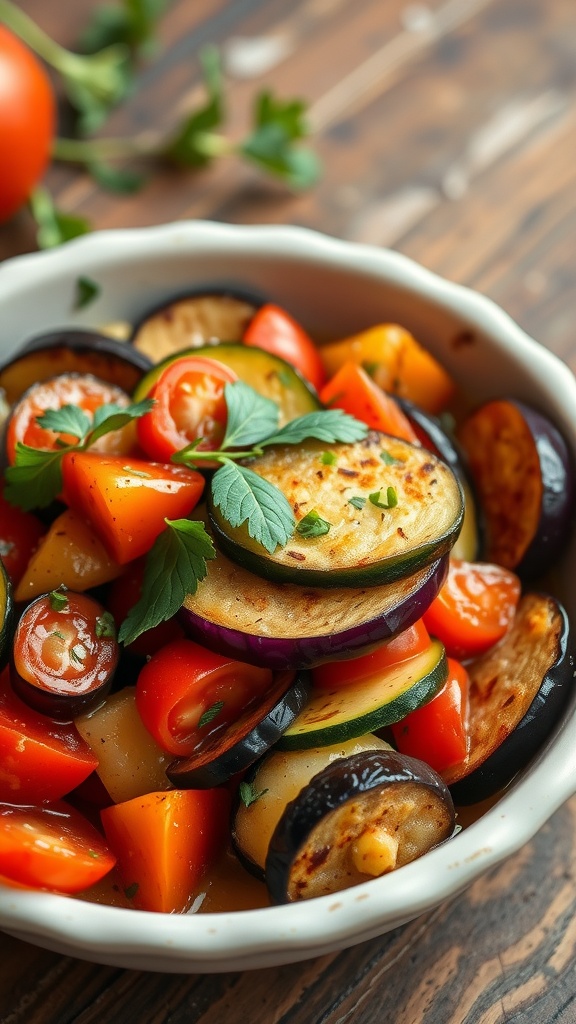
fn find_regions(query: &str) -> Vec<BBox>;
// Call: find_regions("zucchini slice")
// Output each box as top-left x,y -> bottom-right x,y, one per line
444,592 -> 573,804
133,342 -> 320,422
266,749 -> 456,902
130,292 -> 259,362
208,432 -> 464,587
277,639 -> 447,749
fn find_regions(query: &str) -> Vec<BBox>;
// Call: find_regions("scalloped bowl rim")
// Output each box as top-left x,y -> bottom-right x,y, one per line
0,220 -> 575,972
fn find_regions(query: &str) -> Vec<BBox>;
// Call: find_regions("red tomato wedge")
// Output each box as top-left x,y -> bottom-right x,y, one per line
136,638 -> 274,756
6,374 -> 135,465
243,303 -> 326,391
392,657 -> 470,774
0,800 -> 115,893
0,668 -> 98,804
312,619 -> 431,689
423,559 -> 521,660
100,788 -> 230,912
319,361 -> 419,440
137,356 -> 238,462
0,486 -> 45,586
61,453 -> 204,564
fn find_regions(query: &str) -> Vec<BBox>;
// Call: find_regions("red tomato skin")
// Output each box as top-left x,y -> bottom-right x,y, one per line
423,559 -> 521,660
0,27 -> 55,223
0,669 -> 98,804
0,488 -> 45,586
312,619 -> 431,689
391,658 -> 470,773
243,304 -> 326,391
61,453 -> 205,564
136,638 -> 273,756
0,800 -> 115,893
137,356 -> 238,462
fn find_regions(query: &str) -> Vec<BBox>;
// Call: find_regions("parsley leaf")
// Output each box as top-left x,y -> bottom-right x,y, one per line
49,590 -> 69,612
163,46 -> 227,168
86,398 -> 154,445
37,404 -> 92,441
118,519 -> 215,645
221,382 -> 278,449
380,450 -> 404,466
29,187 -> 91,250
369,487 -> 399,509
321,451 -> 337,466
211,461 -> 295,554
261,409 -> 367,447
240,91 -> 321,190
348,496 -> 366,510
4,445 -> 74,511
198,701 -> 224,729
95,611 -> 117,638
74,276 -> 101,310
239,781 -> 269,808
296,510 -> 331,538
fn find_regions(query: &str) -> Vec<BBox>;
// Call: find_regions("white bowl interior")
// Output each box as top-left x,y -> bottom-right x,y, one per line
1,221 -> 575,972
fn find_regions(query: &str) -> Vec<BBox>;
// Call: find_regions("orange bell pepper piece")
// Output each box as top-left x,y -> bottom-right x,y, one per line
320,361 -> 419,441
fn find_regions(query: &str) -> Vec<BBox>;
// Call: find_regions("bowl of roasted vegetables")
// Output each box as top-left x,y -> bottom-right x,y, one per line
0,220 -> 574,972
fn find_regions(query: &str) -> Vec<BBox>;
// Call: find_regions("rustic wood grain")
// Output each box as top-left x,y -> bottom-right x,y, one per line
2,0 -> 576,1020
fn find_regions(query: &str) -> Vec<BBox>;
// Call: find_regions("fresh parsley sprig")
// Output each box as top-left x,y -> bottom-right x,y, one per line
173,381 -> 368,554
118,518 -> 215,646
4,398 -> 154,511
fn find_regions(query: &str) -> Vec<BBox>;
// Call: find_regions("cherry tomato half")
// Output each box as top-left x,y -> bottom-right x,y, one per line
392,657 -> 470,774
0,800 -> 115,893
11,590 -> 119,720
0,27 -> 56,223
243,304 -> 326,392
136,356 -> 238,462
312,619 -> 431,689
136,638 -> 274,757
423,558 -> 521,660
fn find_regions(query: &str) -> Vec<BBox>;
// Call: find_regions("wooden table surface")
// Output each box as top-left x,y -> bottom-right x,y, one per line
2,0 -> 576,1020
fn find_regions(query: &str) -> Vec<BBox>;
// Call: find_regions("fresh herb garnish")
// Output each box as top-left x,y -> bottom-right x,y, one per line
95,612 -> 117,639
321,451 -> 337,466
369,487 -> 399,509
198,701 -> 225,729
118,519 -> 215,645
4,398 -> 154,511
174,381 -> 368,553
239,781 -> 269,808
348,496 -> 366,510
74,276 -> 100,310
49,590 -> 69,612
296,510 -> 331,538
380,450 -> 403,466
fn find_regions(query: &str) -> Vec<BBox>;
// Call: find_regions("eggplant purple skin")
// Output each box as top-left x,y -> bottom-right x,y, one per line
450,594 -> 573,806
512,401 -> 576,580
178,554 -> 449,671
9,658 -> 116,722
166,670 -> 312,789
265,749 -> 455,905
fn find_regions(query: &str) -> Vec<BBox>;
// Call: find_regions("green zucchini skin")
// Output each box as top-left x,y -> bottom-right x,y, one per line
133,342 -> 320,423
276,639 -> 448,750
208,432 -> 464,588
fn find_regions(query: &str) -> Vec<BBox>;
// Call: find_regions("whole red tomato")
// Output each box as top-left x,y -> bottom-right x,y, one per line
0,26 -> 56,222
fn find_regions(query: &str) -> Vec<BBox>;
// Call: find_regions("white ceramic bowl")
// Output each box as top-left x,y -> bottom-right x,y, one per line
0,221 -> 575,973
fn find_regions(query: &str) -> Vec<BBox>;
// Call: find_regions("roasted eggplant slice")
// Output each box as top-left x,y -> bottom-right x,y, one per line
265,749 -> 456,902
456,399 -> 574,578
232,735 -> 393,879
166,670 -> 311,789
180,513 -> 449,669
0,329 -> 152,404
130,291 -> 261,362
208,432 -> 464,588
445,592 -> 573,804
